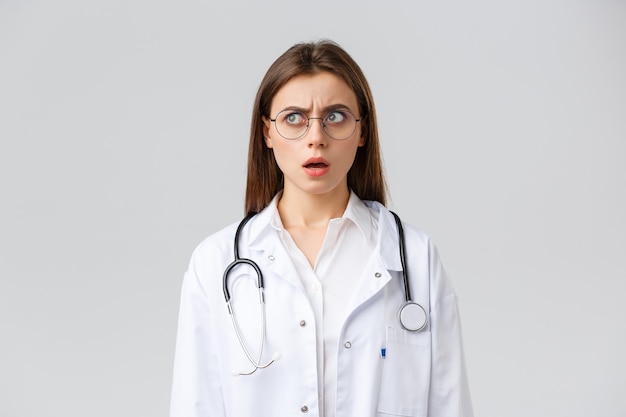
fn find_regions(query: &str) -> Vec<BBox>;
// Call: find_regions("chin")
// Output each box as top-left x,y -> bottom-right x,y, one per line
298,182 -> 347,197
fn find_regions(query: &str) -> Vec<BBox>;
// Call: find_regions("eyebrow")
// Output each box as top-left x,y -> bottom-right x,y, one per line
277,103 -> 356,115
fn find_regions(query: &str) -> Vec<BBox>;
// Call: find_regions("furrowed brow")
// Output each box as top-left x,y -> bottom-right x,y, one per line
322,103 -> 355,113
276,103 -> 355,115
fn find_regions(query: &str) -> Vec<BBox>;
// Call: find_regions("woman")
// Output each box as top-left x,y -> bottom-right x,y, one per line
170,40 -> 473,417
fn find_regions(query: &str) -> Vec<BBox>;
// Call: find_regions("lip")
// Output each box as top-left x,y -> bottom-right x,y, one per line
302,157 -> 330,177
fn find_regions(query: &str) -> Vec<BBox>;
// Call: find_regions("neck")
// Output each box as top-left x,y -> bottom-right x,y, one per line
278,185 -> 350,229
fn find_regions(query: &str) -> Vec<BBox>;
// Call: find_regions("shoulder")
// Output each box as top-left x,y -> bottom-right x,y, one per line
196,221 -> 239,251
189,204 -> 276,271
187,220 -> 240,273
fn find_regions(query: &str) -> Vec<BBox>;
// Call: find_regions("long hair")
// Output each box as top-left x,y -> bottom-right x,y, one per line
245,40 -> 387,214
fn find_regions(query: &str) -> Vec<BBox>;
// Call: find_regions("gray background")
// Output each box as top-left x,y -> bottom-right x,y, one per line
1,0 -> 625,416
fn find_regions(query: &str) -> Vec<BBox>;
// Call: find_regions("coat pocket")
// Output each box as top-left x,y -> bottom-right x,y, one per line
377,326 -> 431,417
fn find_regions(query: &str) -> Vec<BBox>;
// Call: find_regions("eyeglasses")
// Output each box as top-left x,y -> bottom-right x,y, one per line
269,109 -> 361,140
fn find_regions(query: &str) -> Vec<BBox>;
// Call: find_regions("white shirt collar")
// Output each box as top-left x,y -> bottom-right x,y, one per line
261,190 -> 373,239
246,191 -> 402,272
341,190 -> 374,240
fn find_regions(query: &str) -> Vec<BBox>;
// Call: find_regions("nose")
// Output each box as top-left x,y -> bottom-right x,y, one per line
306,117 -> 328,147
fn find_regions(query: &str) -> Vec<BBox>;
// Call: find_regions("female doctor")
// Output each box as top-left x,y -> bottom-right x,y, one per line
170,40 -> 473,417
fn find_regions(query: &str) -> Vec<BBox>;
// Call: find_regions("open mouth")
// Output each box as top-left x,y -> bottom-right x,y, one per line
305,162 -> 328,169
303,158 -> 330,177
303,157 -> 330,168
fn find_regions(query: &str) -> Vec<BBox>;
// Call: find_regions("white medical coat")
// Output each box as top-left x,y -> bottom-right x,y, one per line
170,201 -> 473,417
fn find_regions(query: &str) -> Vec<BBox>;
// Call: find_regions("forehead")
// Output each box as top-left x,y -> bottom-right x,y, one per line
270,71 -> 358,112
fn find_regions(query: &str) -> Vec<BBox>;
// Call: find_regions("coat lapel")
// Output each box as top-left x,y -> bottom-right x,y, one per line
347,203 -> 404,313
244,205 -> 305,293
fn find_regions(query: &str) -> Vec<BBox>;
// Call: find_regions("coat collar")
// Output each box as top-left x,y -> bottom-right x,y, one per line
364,200 -> 403,272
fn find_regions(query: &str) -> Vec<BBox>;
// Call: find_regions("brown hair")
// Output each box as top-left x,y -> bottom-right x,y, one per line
245,40 -> 387,214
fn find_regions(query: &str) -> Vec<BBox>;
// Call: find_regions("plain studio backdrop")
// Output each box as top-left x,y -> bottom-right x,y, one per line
1,0 -> 624,416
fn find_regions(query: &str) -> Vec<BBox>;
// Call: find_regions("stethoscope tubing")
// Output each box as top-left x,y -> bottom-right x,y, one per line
223,213 -> 261,303
223,212 -> 276,375
390,211 -> 412,303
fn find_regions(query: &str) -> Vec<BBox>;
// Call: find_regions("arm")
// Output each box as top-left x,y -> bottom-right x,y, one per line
170,255 -> 226,417
427,242 -> 474,417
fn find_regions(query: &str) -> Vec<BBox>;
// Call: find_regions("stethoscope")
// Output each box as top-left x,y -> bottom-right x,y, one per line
222,211 -> 428,375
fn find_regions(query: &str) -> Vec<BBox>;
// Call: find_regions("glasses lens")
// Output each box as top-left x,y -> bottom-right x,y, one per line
274,110 -> 308,140
274,110 -> 358,140
323,110 -> 357,140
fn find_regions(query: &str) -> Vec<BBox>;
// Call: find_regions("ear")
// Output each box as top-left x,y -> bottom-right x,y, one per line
262,116 -> 273,148
358,121 -> 366,147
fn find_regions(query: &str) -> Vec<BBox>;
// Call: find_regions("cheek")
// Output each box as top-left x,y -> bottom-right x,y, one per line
269,143 -> 294,170
337,143 -> 361,169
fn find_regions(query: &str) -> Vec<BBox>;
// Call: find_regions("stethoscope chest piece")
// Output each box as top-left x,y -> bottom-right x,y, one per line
399,301 -> 428,332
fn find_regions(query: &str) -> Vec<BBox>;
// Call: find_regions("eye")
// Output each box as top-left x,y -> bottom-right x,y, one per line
282,111 -> 307,125
325,111 -> 347,124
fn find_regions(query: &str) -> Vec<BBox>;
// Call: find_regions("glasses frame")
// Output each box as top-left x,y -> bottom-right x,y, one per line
269,109 -> 362,141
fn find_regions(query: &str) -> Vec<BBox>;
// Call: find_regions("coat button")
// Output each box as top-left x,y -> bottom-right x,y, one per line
344,341 -> 352,349
299,320 -> 307,327
374,272 -> 382,278
268,255 -> 275,261
301,405 -> 309,413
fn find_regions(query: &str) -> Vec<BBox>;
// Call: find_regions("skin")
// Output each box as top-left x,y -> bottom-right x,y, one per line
262,71 -> 364,267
